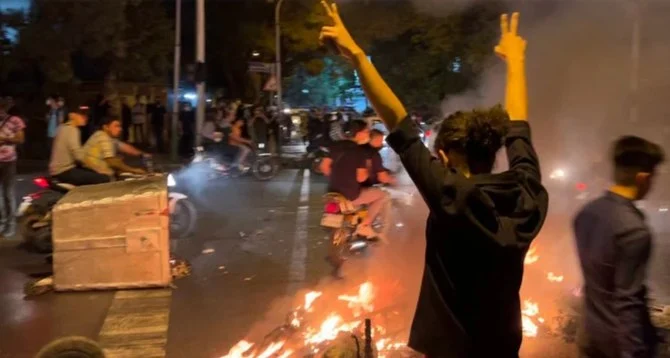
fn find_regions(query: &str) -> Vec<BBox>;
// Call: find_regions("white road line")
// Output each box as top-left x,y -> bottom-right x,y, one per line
287,170 -> 310,292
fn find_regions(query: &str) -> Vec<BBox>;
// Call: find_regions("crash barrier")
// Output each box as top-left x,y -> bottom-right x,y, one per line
52,177 -> 171,291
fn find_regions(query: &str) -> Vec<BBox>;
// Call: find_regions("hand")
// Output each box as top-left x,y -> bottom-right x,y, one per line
494,12 -> 527,63
319,1 -> 363,62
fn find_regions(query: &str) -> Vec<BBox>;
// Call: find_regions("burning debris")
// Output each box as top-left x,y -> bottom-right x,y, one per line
221,282 -> 410,358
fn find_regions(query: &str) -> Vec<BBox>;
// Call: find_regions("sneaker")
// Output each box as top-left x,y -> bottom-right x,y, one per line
355,225 -> 377,240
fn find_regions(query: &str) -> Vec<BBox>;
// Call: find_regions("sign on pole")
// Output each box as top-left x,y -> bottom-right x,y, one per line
248,62 -> 275,73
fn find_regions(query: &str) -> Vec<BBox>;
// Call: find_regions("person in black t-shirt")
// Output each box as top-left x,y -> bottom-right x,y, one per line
361,129 -> 395,187
320,119 -> 388,239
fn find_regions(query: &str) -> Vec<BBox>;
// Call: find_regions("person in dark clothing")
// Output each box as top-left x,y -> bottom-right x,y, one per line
179,103 -> 196,157
361,129 -> 394,187
306,108 -> 327,152
121,98 -> 132,142
573,136 -> 665,358
151,99 -> 166,152
320,7 -> 548,356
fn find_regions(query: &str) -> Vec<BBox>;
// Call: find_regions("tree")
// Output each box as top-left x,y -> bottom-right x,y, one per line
284,56 -> 354,107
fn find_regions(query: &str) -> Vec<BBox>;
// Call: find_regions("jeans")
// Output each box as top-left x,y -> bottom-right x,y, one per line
54,167 -> 111,186
351,187 -> 389,226
0,161 -> 17,234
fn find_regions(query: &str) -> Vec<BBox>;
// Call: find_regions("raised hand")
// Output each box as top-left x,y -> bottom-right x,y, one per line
319,1 -> 363,62
494,12 -> 527,63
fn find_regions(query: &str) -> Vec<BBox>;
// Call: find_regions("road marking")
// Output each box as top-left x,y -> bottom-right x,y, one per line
288,170 -> 310,292
98,289 -> 172,358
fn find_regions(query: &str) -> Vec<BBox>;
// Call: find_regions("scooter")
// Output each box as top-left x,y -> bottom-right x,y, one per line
18,172 -> 197,254
320,192 -> 371,278
192,143 -> 279,181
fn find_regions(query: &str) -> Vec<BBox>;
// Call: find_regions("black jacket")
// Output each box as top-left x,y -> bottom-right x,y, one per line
386,119 -> 548,357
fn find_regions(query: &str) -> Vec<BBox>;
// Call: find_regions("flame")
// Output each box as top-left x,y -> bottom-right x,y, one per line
257,341 -> 285,358
221,340 -> 254,358
524,246 -> 539,264
337,281 -> 375,317
521,299 -> 540,338
547,272 -> 564,282
304,291 -> 322,311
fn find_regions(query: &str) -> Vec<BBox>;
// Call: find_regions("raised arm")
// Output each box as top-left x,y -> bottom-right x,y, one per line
319,1 -> 407,131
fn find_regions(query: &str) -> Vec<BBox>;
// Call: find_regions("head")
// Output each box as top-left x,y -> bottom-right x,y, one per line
347,119 -> 370,145
369,129 -> 384,149
611,136 -> 665,200
47,95 -> 59,109
433,105 -> 509,175
101,117 -> 123,138
68,113 -> 88,127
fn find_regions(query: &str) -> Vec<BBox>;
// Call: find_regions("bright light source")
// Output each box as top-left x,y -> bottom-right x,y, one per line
302,89 -> 309,94
283,108 -> 291,114
183,93 -> 197,100
549,169 -> 566,180
167,174 -> 176,187
252,51 -> 260,57
258,143 -> 265,149
660,207 -> 668,212
206,99 -> 212,103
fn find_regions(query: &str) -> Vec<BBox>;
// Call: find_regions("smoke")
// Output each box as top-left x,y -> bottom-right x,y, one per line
430,0 -> 670,173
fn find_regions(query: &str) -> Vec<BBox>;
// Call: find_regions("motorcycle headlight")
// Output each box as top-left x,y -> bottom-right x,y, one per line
167,173 -> 176,187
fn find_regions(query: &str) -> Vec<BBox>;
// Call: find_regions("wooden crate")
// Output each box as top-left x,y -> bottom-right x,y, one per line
52,177 -> 171,291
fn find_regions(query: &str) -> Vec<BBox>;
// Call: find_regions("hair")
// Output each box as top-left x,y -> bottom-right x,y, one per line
101,116 -> 121,127
370,129 -> 384,138
612,135 -> 665,186
346,119 -> 369,138
433,105 -> 510,174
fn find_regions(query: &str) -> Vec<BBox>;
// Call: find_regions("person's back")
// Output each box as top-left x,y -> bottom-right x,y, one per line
573,136 -> 664,358
49,124 -> 81,176
326,140 -> 365,201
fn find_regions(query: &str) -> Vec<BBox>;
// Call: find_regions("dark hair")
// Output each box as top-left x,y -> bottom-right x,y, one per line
346,119 -> 369,137
101,116 -> 121,127
370,129 -> 384,138
612,135 -> 665,185
433,105 -> 509,174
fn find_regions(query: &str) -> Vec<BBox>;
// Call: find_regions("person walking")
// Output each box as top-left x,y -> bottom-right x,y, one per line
132,95 -> 147,146
0,98 -> 26,238
573,136 -> 665,358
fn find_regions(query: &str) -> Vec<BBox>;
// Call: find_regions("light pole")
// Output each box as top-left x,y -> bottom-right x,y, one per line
275,0 -> 284,114
629,0 -> 641,124
171,0 -> 181,161
195,0 -> 206,146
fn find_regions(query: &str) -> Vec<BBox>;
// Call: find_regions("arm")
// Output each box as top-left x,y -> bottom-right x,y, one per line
118,142 -> 144,156
1,129 -> 24,144
356,168 -> 369,183
105,157 -> 144,174
320,157 -> 333,177
614,228 -> 654,358
66,127 -> 86,163
319,2 -> 407,131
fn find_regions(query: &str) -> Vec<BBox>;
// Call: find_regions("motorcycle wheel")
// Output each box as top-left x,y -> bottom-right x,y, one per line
170,199 -> 197,240
35,336 -> 104,358
19,209 -> 53,254
252,156 -> 279,181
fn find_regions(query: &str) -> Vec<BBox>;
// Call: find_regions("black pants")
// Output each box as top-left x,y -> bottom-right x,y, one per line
153,124 -> 164,152
0,161 -> 17,232
54,167 -> 111,186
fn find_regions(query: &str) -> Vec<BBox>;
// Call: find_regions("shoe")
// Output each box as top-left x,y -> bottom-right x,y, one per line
355,225 -> 377,240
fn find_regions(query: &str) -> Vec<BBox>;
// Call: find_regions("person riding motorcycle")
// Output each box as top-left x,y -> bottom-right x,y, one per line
361,129 -> 396,187
82,116 -> 148,178
320,119 -> 388,239
228,118 -> 253,170
49,113 -> 111,186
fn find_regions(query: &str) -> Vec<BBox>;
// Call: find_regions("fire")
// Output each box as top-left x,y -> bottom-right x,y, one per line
524,246 -> 539,264
547,272 -> 564,282
521,299 -> 540,338
221,282 -> 406,358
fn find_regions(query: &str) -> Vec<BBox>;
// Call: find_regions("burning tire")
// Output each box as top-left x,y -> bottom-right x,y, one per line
35,336 -> 104,358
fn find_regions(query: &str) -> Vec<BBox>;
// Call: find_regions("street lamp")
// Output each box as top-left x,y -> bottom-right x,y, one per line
252,50 -> 260,58
274,0 -> 284,114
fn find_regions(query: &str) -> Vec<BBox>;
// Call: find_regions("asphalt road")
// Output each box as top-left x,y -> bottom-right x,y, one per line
1,166 -> 669,358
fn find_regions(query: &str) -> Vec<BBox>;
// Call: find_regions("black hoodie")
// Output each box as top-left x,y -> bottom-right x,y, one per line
386,119 -> 548,358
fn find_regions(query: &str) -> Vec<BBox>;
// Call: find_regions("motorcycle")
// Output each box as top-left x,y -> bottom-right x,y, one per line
18,172 -> 197,254
192,143 -> 279,181
320,192 -> 371,278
